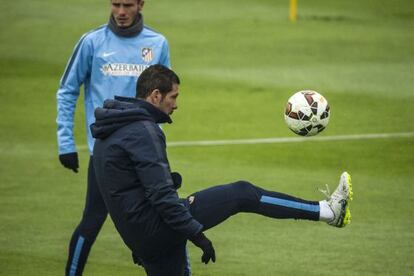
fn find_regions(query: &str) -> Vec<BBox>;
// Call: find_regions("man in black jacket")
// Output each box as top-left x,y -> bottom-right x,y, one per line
91,65 -> 353,275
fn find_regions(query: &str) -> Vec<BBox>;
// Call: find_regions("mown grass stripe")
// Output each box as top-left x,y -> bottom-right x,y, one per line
74,132 -> 414,150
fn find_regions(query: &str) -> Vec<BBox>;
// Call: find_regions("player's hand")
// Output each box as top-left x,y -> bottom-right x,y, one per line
171,172 -> 182,189
190,232 -> 216,264
59,152 -> 79,173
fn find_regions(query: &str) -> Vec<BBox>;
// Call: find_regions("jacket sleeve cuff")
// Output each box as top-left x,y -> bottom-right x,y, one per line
187,220 -> 204,238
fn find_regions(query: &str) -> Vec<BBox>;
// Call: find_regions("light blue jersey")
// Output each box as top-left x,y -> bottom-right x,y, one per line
56,24 -> 170,154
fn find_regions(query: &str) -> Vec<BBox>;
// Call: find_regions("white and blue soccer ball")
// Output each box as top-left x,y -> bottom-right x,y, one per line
284,90 -> 330,136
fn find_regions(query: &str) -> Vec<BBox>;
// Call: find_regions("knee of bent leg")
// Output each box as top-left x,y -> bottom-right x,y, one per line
232,180 -> 255,193
231,180 -> 260,208
89,213 -> 107,225
78,213 -> 108,240
81,211 -> 108,229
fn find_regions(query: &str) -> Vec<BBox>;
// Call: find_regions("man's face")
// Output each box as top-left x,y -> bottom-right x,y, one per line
157,84 -> 179,115
111,0 -> 144,27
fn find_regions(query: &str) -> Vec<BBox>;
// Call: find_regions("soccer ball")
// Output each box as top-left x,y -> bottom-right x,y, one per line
284,90 -> 330,136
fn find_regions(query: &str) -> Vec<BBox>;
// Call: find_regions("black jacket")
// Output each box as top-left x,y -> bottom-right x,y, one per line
91,96 -> 202,257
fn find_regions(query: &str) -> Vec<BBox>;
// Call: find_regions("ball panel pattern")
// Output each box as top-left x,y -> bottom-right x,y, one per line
284,90 -> 330,136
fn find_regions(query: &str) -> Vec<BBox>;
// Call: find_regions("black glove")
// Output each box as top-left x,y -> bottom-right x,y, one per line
59,152 -> 79,173
171,172 -> 182,189
190,232 -> 216,264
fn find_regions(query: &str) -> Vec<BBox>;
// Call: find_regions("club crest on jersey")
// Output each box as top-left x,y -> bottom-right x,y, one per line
141,48 -> 153,63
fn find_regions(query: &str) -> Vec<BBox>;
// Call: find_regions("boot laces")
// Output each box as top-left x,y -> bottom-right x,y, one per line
318,184 -> 331,201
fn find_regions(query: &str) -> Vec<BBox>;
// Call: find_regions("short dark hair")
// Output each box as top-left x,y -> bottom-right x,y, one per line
136,65 -> 180,99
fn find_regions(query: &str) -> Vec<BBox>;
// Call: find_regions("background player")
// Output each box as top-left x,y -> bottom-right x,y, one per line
56,1 -> 170,275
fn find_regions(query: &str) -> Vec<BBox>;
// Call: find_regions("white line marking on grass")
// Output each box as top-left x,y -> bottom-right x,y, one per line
167,132 -> 414,147
77,132 -> 414,151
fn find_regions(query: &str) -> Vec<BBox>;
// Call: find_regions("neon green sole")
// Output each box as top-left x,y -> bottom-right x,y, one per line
342,173 -> 353,227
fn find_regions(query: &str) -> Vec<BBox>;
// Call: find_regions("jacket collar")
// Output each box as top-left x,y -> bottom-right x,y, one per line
114,96 -> 172,124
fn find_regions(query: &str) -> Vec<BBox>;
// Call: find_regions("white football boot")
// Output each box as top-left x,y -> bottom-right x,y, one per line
320,172 -> 353,228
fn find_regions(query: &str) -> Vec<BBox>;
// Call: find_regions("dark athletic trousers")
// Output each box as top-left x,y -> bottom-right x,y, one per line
65,158 -> 319,276
65,157 -> 107,276
65,157 -> 193,276
141,181 -> 320,276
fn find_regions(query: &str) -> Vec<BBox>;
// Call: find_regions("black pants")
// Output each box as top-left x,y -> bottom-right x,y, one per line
65,157 -> 193,276
141,180 -> 320,276
65,157 -> 108,276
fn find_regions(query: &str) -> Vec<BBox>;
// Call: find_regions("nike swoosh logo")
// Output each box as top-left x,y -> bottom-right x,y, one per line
102,51 -> 116,58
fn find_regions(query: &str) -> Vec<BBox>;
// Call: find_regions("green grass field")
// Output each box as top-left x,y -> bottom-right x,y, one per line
1,0 -> 414,275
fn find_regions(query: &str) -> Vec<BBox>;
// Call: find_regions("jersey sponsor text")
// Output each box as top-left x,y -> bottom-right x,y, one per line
100,63 -> 150,77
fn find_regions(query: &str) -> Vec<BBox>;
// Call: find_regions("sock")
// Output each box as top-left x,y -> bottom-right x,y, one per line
319,200 -> 334,222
